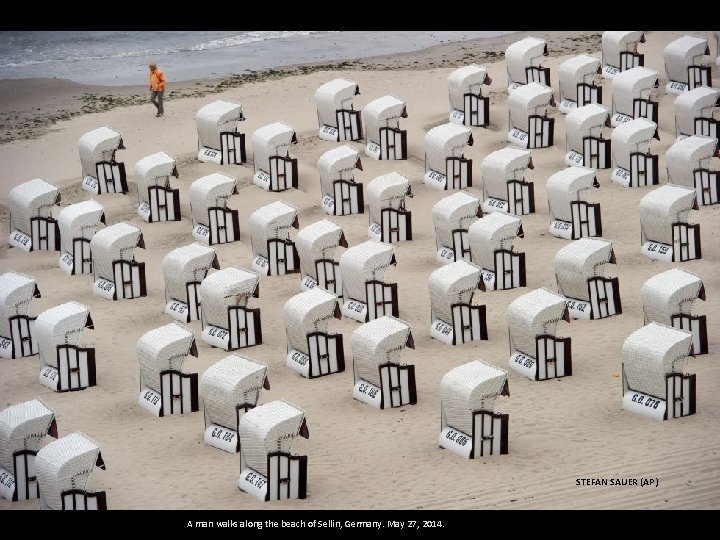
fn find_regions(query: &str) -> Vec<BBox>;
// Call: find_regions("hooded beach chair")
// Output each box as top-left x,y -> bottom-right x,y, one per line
507,288 -> 571,380
554,238 -> 621,320
134,151 -> 180,222
639,184 -> 701,262
558,54 -> 602,114
238,400 -> 309,501
468,212 -> 526,290
0,271 -> 40,359
296,219 -> 348,294
339,240 -> 398,322
546,166 -> 602,239
481,147 -> 535,215
35,432 -> 106,510
189,172 -> 239,245
0,399 -> 57,501
367,172 -> 412,243
36,302 -> 95,392
57,200 -> 105,275
200,355 -> 269,453
249,201 -> 299,276
317,145 -> 364,216
610,66 -> 659,126
8,178 -> 61,252
162,243 -> 220,322
505,36 -> 550,91
362,95 -> 408,160
664,35 -> 711,94
642,268 -> 707,355
196,100 -> 246,164
601,31 -> 645,78
200,267 -> 262,350
137,322 -> 199,417
78,126 -> 127,194
448,64 -> 492,127
438,361 -> 509,458
564,104 -> 612,169
610,117 -> 660,187
252,122 -> 298,191
428,260 -> 487,345
666,135 -> 720,205
432,191 -> 482,264
351,315 -> 416,409
315,78 -> 362,141
674,86 -> 720,140
507,82 -> 556,149
622,323 -> 695,421
424,123 -> 474,191
284,288 -> 344,378
90,222 -> 146,300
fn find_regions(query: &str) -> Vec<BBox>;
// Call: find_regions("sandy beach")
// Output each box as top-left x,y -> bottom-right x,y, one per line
0,30 -> 718,511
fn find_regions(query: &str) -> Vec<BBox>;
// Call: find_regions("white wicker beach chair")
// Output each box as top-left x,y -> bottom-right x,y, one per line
317,145 -> 364,215
622,322 -> 695,420
610,117 -> 660,187
610,67 -> 659,126
78,126 -> 127,194
249,200 -> 300,276
238,400 -> 309,501
424,123 -> 473,191
90,222 -> 146,300
134,151 -> 180,222
547,166 -> 602,239
601,31 -> 645,78
507,82 -> 556,149
468,212 -> 525,291
162,243 -> 219,322
57,200 -> 105,275
664,35 -> 711,94
558,54 -> 602,114
351,315 -> 415,409
35,432 -> 106,510
432,191 -> 482,264
8,178 -> 61,252
639,184 -> 700,262
674,86 -> 720,140
481,147 -> 535,215
362,95 -> 408,160
439,360 -> 509,458
252,121 -> 298,191
507,288 -> 571,380
0,271 -> 41,359
189,172 -> 239,245
666,135 -> 720,205
367,172 -> 412,243
506,36 -> 550,90
448,64 -> 492,127
196,100 -> 246,164
0,398 -> 57,501
564,104 -> 611,169
315,78 -> 362,141
296,219 -> 347,294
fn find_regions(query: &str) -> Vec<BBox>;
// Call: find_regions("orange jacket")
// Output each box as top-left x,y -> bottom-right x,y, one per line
150,68 -> 166,92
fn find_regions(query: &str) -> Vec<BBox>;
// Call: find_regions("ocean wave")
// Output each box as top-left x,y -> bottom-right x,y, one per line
190,31 -> 329,51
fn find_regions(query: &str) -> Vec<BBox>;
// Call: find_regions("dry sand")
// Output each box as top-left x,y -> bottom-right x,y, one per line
0,30 -> 718,510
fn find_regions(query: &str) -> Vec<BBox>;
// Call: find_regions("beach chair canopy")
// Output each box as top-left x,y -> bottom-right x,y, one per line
425,123 -> 473,172
367,172 -> 411,225
339,241 -> 396,301
78,126 -> 124,177
284,288 -> 339,353
432,191 -> 482,248
57,200 -> 104,255
189,173 -> 237,226
674,87 -> 720,136
9,178 -> 60,235
252,122 -> 296,169
352,315 -> 412,388
239,400 -> 306,477
35,432 -> 104,511
612,67 -> 658,115
555,238 -> 614,301
0,271 -> 39,338
641,268 -> 704,326
509,82 -> 555,132
611,118 -> 659,171
602,31 -> 645,68
666,135 -> 719,188
507,288 -> 567,356
162,243 -> 219,301
482,147 -> 533,199
622,322 -> 693,398
566,104 -> 610,152
448,64 -> 490,110
0,398 -> 56,471
664,35 -> 709,83
317,145 -> 361,195
428,260 -> 483,323
468,212 -> 523,270
200,355 -> 268,430
90,222 -> 143,281
315,78 -> 360,127
296,219 -> 346,280
137,322 -> 195,392
134,151 -> 177,203
546,166 -> 598,222
35,302 -> 91,368
558,54 -> 601,99
506,36 -> 548,85
363,95 -> 407,144
200,267 -> 260,328
441,360 -> 508,434
249,201 -> 298,259
639,185 -> 696,245
196,100 -> 244,151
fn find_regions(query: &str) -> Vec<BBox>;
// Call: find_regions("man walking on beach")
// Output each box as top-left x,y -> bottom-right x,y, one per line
149,63 -> 166,117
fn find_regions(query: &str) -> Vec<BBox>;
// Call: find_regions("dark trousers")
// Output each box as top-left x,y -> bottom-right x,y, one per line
151,91 -> 164,115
